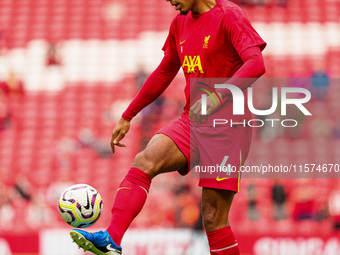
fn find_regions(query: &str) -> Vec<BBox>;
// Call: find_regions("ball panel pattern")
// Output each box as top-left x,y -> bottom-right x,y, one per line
58,184 -> 103,228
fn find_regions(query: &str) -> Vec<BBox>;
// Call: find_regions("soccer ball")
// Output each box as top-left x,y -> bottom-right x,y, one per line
58,184 -> 103,228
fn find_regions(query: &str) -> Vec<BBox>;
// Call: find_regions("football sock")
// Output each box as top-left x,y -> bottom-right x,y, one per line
106,167 -> 151,246
207,226 -> 240,255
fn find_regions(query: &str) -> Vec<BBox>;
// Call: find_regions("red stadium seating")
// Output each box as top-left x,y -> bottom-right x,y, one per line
1,0 -> 339,48
0,0 -> 339,235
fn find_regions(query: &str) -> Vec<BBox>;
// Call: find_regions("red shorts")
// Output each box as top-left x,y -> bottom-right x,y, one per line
156,115 -> 252,192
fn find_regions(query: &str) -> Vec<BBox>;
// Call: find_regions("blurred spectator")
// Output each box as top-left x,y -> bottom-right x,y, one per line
0,180 -> 12,205
292,179 -> 315,221
0,89 -> 10,131
231,0 -> 289,7
8,175 -> 58,230
310,67 -> 330,101
46,42 -> 62,66
247,183 -> 260,221
0,71 -> 25,130
135,66 -> 165,150
6,175 -> 34,231
329,180 -> 340,230
271,180 -> 287,220
139,96 -> 165,150
78,125 -> 96,149
5,71 -> 25,98
135,65 -> 148,89
251,0 -> 271,6
174,183 -> 201,228
12,175 -> 32,202
314,201 -> 329,222
0,180 -> 15,230
77,125 -> 111,157
45,42 -> 65,90
277,0 -> 288,7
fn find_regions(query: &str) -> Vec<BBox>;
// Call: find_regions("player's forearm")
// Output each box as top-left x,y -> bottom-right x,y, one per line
122,57 -> 180,121
217,46 -> 265,99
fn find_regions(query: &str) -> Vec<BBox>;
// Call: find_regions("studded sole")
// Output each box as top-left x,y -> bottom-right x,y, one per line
69,231 -> 121,255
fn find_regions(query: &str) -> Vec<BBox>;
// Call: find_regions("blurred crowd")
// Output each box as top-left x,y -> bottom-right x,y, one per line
0,71 -> 25,131
0,66 -> 339,234
1,174 -> 340,233
0,45 -> 339,235
0,0 -> 339,238
247,179 -> 340,226
231,0 -> 289,7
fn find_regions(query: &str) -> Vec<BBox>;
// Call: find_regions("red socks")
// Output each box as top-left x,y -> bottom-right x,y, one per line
207,226 -> 240,255
107,167 -> 239,254
106,167 -> 151,246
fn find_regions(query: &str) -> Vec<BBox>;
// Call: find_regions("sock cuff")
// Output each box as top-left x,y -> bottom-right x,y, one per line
125,167 -> 152,192
207,226 -> 231,236
207,226 -> 237,250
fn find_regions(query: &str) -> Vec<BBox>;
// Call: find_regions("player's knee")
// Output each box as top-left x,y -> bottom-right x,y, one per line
132,151 -> 161,178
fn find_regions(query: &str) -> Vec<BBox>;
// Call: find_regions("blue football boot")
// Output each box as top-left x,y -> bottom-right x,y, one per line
70,229 -> 122,255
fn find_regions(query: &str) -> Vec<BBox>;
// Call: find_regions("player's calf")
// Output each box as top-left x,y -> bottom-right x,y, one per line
201,188 -> 234,232
202,188 -> 239,254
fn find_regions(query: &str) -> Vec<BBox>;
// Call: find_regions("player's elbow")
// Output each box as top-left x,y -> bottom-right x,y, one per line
251,56 -> 266,78
257,62 -> 266,77
242,47 -> 266,78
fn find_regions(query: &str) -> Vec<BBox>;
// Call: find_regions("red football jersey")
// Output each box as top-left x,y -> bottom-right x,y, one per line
162,0 -> 266,124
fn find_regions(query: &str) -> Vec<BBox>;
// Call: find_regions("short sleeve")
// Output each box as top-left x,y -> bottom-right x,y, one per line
162,16 -> 181,65
224,7 -> 266,55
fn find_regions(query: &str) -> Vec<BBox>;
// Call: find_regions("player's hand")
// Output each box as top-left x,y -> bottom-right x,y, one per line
110,117 -> 130,154
189,92 -> 223,124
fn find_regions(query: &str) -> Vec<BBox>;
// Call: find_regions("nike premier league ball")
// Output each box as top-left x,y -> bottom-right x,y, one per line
58,184 -> 103,228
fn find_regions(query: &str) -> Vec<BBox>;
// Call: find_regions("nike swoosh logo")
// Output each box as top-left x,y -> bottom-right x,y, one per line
180,40 -> 186,45
83,191 -> 91,210
117,187 -> 131,191
216,176 -> 231,181
106,244 -> 116,252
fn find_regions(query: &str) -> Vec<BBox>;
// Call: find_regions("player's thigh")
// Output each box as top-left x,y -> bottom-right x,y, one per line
201,187 -> 235,231
132,133 -> 187,178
